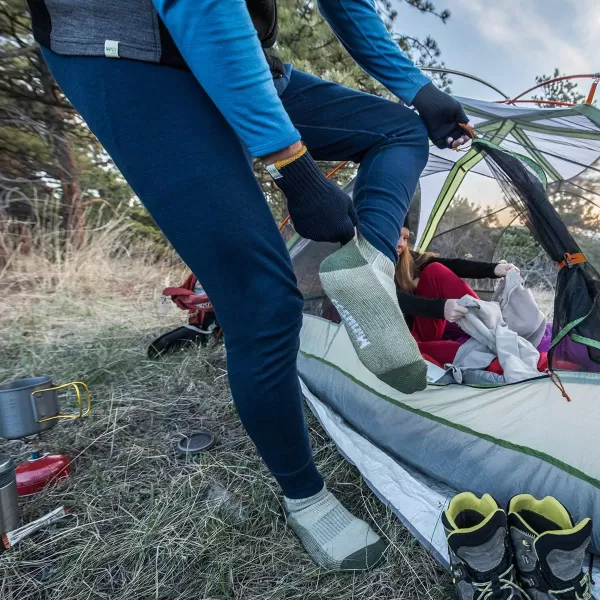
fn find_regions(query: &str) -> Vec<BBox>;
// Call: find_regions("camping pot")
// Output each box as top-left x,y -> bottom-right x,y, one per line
0,455 -> 19,535
0,377 -> 91,440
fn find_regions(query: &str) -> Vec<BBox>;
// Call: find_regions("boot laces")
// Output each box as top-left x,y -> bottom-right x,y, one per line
548,572 -> 593,600
472,564 -> 529,599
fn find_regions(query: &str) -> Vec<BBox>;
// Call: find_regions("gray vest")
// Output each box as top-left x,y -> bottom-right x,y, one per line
28,0 -> 281,74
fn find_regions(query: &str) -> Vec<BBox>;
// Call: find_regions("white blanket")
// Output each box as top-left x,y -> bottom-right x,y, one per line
492,269 -> 547,347
450,271 -> 547,384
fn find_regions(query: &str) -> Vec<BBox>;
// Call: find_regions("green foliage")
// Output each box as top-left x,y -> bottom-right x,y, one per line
428,195 -> 503,260
548,178 -> 600,233
0,0 -> 105,244
276,0 -> 451,97
1,0 -> 452,248
533,68 -> 587,107
0,0 -> 56,184
494,227 -> 556,288
573,230 -> 600,271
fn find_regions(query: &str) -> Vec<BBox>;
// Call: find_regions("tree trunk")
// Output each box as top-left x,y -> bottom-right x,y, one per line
37,50 -> 85,248
54,131 -> 85,248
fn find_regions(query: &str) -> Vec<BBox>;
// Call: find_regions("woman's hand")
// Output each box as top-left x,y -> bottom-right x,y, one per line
494,263 -> 520,278
444,299 -> 468,323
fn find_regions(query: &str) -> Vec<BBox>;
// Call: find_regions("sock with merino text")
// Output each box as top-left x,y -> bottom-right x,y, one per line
319,233 -> 427,394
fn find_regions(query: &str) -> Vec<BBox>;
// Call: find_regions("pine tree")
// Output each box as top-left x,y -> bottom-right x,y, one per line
0,0 -> 90,245
533,68 -> 586,108
0,0 -> 453,241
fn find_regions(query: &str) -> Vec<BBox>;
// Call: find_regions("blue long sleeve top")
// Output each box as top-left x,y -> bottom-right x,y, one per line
153,0 -> 431,158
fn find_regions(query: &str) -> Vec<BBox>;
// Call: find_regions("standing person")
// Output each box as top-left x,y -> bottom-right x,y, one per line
29,0 -> 471,570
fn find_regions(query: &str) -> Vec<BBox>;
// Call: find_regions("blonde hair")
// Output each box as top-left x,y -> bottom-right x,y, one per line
395,247 -> 438,294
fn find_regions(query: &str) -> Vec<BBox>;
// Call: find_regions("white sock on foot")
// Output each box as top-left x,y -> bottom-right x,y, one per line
284,485 -> 385,571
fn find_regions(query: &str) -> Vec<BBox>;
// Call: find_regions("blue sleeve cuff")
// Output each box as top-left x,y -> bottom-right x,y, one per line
248,130 -> 302,157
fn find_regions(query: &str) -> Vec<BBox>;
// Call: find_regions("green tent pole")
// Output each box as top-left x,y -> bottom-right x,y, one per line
418,121 -> 514,251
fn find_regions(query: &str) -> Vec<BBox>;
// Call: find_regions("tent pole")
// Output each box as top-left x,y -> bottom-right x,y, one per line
418,122 -> 515,251
418,66 -> 510,100
586,78 -> 599,105
509,73 -> 600,104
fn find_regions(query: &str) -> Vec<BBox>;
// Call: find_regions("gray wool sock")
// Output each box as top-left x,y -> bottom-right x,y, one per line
319,233 -> 427,394
284,486 -> 385,571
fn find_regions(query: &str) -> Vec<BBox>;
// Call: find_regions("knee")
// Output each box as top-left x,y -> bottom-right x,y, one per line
258,291 -> 304,341
226,284 -> 304,354
390,104 -> 429,167
420,261 -> 453,281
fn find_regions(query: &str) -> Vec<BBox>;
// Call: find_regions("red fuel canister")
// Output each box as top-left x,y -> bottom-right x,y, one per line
15,452 -> 71,496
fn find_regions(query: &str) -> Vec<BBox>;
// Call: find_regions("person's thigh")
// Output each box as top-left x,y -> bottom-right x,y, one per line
42,52 -> 303,340
280,68 -> 425,162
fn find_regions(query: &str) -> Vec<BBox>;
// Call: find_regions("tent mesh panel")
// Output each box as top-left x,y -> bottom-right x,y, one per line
473,140 -> 600,371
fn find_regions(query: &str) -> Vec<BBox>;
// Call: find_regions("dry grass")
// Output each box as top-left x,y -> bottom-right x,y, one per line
0,227 -> 450,600
532,287 -> 555,320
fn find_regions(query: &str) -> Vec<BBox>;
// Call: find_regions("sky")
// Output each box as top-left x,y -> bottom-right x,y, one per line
393,0 -> 600,101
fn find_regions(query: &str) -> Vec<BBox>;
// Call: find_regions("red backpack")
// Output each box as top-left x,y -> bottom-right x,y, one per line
148,274 -> 221,358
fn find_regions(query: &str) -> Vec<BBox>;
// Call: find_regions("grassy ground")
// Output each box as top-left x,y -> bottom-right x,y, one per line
0,233 -> 451,600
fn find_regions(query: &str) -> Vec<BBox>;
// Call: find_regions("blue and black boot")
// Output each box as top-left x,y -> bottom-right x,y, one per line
508,495 -> 594,600
443,492 -> 529,599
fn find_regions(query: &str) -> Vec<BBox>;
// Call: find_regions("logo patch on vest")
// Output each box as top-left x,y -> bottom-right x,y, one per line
104,40 -> 120,58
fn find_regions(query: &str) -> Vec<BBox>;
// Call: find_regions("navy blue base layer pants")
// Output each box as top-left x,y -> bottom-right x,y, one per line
42,49 -> 428,499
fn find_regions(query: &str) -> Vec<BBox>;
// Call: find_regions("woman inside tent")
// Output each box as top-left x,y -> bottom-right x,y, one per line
30,0 -> 472,572
394,222 -> 583,374
395,219 -> 519,366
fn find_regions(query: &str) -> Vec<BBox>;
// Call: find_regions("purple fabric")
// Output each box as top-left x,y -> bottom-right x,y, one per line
554,334 -> 600,372
442,321 -> 470,345
536,322 -> 553,353
537,323 -> 600,372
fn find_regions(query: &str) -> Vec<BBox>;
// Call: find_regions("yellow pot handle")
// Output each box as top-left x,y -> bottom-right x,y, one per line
33,381 -> 91,423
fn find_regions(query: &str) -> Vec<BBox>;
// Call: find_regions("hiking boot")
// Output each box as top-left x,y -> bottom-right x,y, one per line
442,492 -> 528,599
508,495 -> 594,599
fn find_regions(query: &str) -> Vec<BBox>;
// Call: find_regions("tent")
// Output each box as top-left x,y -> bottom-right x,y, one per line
288,77 -> 600,582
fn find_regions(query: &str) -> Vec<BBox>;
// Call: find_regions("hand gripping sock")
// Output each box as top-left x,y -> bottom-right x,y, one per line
266,145 -> 357,245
